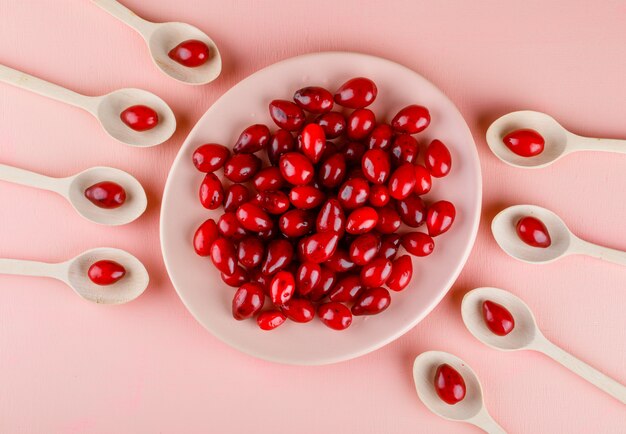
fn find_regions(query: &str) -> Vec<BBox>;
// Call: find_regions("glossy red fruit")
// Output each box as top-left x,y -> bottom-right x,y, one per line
329,275 -> 364,302
320,140 -> 339,161
224,154 -> 262,182
390,134 -> 419,166
257,310 -> 287,330
391,105 -> 430,134
256,191 -> 290,215
261,239 -> 294,275
233,124 -> 270,154
425,139 -> 452,178
308,266 -> 336,301
401,232 -> 435,257
296,261 -> 322,296
267,129 -> 295,165
269,100 -> 305,131
192,144 -> 229,172
427,200 -> 456,236
379,234 -> 401,260
337,178 -> 370,211
318,153 -> 346,189
210,238 -> 237,275
223,184 -> 250,212
168,39 -> 210,67
120,105 -> 158,131
318,302 -> 353,330
300,123 -> 326,163
413,165 -> 432,195
281,299 -> 315,323
84,181 -> 126,209
301,232 -> 340,263
199,173 -> 224,210
347,108 -> 376,140
221,266 -> 248,287
316,199 -> 346,234
516,216 -> 551,248
269,271 -> 296,306
375,206 -> 401,234
193,219 -> 219,256
349,233 -> 381,265
293,86 -> 334,114
352,287 -> 391,315
218,212 -> 247,240
482,300 -> 515,336
232,283 -> 265,320
279,209 -> 315,237
360,257 -> 392,287
434,364 -> 466,405
253,167 -> 284,192
87,260 -> 125,285
367,124 -> 394,150
369,185 -> 390,207
325,249 -> 357,273
386,255 -> 413,291
362,149 -> 391,184
342,141 -> 366,167
334,77 -> 377,108
503,129 -> 545,157
315,112 -> 346,139
235,203 -> 273,232
288,186 -> 325,210
389,163 -> 418,200
248,268 -> 271,293
396,194 -> 427,227
237,237 -> 264,268
279,152 -> 314,185
346,207 -> 379,234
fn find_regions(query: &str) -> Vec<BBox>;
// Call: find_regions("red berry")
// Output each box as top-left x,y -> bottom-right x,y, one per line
334,77 -> 377,109
390,134 -> 419,166
349,233 -> 381,265
315,112 -> 346,138
360,257 -> 392,287
391,105 -> 430,134
308,266 -> 336,302
386,255 -> 412,291
269,100 -> 305,131
199,173 -> 224,210
388,163 -> 417,200
316,199 -> 346,234
427,200 -> 456,237
221,266 -> 248,287
375,206 -> 401,234
223,184 -> 250,212
234,124 -> 270,154
425,139 -> 451,178
352,287 -> 391,316
329,275 -> 364,303
337,177 -> 370,210
369,185 -> 390,207
413,165 -> 432,195
342,141 -> 366,166
362,149 -> 391,184
217,212 -> 247,240
256,190 -> 290,215
84,181 -> 126,209
301,231 -> 340,263
261,239 -> 294,275
281,299 -> 315,323
318,302 -> 353,330
482,300 -> 515,336
300,123 -> 327,163
401,232 -> 435,257
318,153 -> 347,188
296,262 -> 322,296
232,283 -> 265,320
237,236 -> 265,268
224,154 -> 262,182
346,207 -> 379,234
347,108 -> 376,140
120,105 -> 158,131
289,185 -> 325,210
434,364 -> 466,405
210,238 -> 237,275
367,124 -> 394,150
168,39 -> 210,67
253,167 -> 285,192
516,216 -> 551,248
325,249 -> 357,273
87,260 -> 125,285
192,143 -> 230,172
193,218 -> 219,256
279,209 -> 315,237
503,129 -> 545,157
396,194 -> 426,227
279,152 -> 314,185
235,203 -> 273,232
379,234 -> 402,260
269,271 -> 296,306
257,310 -> 287,330
267,129 -> 295,165
293,86 -> 334,114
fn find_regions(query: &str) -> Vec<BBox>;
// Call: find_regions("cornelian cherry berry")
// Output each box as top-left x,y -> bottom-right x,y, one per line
390,134 -> 419,166
347,108 -> 376,140
318,302 -> 352,330
234,124 -> 271,154
269,271 -> 296,306
360,257 -> 392,287
210,238 -> 237,275
193,144 -> 230,172
261,239 -> 294,275
84,181 -> 126,209
120,105 -> 158,131
281,299 -> 315,323
386,255 -> 413,291
318,153 -> 347,188
296,262 -> 322,296
434,364 -> 466,405
221,266 -> 248,287
267,129 -> 295,165
279,152 -> 314,185
223,184 -> 250,212
168,39 -> 210,67
315,112 -> 346,138
237,237 -> 264,268
401,232 -> 435,257
257,310 -> 287,330
279,209 -> 315,237
232,283 -> 265,320
425,139 -> 452,178
503,129 -> 545,157
352,287 -> 391,315
224,154 -> 261,182
367,124 -> 394,150
516,216 -> 551,248
346,207 -> 379,234
391,104 -> 430,134
193,219 -> 219,256
427,201 -> 456,237
334,77 -> 377,109
293,86 -> 334,114
362,149 -> 391,184
300,123 -> 326,163
413,165 -> 432,195
199,173 -> 224,210
369,184 -> 390,207
482,300 -> 515,336
329,275 -> 363,303
87,260 -> 125,285
269,100 -> 305,131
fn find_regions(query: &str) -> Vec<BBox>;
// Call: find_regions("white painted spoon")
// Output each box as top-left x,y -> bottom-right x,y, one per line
92,0 -> 222,85
0,164 -> 147,226
0,63 -> 176,147
462,287 -> 626,404
492,204 -> 626,266
0,248 -> 149,304
413,351 -> 506,433
486,110 -> 626,168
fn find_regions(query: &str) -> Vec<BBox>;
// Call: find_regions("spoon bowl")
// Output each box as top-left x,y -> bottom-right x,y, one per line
461,287 -> 540,351
147,22 -> 222,85
96,88 -> 176,147
66,167 -> 147,225
492,204 -> 572,264
65,248 -> 149,304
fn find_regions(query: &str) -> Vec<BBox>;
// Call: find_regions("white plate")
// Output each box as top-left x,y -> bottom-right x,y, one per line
160,52 -> 481,365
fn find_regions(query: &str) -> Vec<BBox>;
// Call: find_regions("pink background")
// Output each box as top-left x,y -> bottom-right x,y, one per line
0,1 -> 624,432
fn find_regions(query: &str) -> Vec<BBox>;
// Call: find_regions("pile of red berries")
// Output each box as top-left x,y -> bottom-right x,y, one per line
191,77 -> 455,331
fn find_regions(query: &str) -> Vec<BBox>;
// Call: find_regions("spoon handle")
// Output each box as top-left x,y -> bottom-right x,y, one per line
0,64 -> 94,111
575,239 -> 626,267
91,0 -> 155,36
470,410 -> 507,434
0,164 -> 65,194
536,337 -> 626,404
0,258 -> 62,279
575,136 -> 626,154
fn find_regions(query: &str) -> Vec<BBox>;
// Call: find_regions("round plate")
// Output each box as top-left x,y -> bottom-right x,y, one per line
160,52 -> 481,365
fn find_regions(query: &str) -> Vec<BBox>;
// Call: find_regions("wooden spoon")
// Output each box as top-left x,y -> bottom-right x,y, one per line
0,63 -> 175,147
0,248 -> 148,304
492,204 -> 626,266
486,110 -> 626,168
462,287 -> 626,404
92,0 -> 222,85
413,351 -> 506,433
0,164 -> 147,226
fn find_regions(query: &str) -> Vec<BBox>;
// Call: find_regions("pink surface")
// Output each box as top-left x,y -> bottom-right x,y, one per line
0,0 -> 624,432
